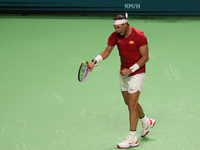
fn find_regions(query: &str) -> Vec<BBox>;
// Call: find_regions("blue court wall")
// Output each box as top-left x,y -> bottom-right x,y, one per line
0,0 -> 200,15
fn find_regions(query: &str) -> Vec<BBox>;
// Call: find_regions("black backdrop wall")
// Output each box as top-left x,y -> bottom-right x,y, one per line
0,0 -> 200,15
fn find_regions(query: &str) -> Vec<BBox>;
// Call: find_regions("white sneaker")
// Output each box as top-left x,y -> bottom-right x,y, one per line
117,135 -> 139,149
141,118 -> 156,137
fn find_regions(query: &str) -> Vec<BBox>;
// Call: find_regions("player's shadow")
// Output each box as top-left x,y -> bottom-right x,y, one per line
138,136 -> 156,145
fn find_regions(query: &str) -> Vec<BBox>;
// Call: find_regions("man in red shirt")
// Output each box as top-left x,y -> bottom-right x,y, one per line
89,14 -> 156,148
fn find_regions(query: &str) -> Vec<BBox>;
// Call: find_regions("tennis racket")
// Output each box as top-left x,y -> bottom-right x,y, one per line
78,61 -> 90,82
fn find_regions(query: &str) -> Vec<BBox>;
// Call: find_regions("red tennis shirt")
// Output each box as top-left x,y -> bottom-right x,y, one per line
107,27 -> 148,76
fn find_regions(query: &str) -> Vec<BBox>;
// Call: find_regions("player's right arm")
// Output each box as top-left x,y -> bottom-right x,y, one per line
99,45 -> 115,60
89,45 -> 114,71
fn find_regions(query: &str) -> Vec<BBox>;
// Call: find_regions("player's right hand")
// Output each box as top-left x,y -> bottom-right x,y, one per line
89,62 -> 95,71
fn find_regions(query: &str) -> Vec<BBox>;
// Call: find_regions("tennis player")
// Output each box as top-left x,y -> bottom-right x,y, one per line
89,14 -> 156,148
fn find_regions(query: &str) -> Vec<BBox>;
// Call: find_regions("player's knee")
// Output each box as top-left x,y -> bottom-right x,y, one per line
128,104 -> 137,113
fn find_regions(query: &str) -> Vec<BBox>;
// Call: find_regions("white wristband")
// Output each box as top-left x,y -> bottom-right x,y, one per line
130,63 -> 139,73
95,55 -> 103,63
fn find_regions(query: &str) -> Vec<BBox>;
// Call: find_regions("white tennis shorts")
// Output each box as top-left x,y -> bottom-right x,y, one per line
119,73 -> 145,93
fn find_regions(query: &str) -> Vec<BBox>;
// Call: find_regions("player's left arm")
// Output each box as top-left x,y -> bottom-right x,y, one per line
137,44 -> 149,67
120,44 -> 149,76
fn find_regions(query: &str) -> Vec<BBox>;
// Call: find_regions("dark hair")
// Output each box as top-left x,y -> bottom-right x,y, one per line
113,15 -> 126,20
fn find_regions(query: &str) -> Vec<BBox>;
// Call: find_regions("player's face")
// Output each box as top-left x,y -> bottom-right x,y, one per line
114,24 -> 126,36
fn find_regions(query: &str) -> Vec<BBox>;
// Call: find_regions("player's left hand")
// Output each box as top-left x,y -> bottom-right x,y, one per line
120,68 -> 132,76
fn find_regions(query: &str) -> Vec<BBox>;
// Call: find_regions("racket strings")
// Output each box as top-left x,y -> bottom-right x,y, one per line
78,61 -> 90,82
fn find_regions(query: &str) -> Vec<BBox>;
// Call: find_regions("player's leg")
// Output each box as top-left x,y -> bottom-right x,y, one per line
137,103 -> 145,118
117,90 -> 139,148
121,91 -> 144,119
125,92 -> 156,138
128,91 -> 140,131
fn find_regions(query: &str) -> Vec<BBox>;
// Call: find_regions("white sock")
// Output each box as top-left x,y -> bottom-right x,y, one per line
140,115 -> 149,124
129,130 -> 136,138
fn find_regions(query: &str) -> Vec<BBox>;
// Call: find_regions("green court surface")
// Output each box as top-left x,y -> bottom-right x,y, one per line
0,14 -> 200,150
